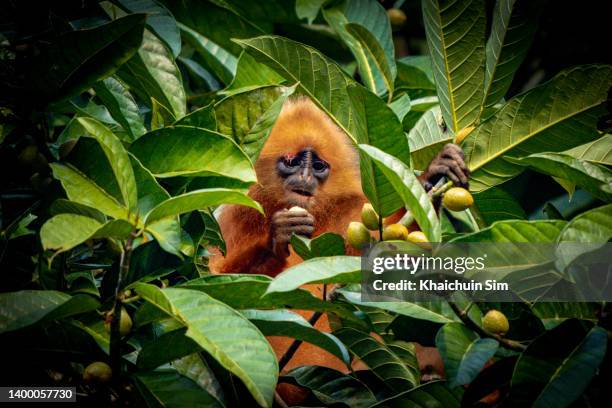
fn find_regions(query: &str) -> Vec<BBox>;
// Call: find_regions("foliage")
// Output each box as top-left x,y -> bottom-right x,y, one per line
0,0 -> 610,407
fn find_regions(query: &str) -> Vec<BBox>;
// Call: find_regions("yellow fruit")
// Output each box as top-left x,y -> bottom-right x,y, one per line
407,231 -> 432,250
347,222 -> 371,249
454,125 -> 475,144
387,8 -> 407,28
83,362 -> 112,383
104,307 -> 132,337
361,203 -> 380,231
383,223 -> 409,241
483,310 -> 509,335
442,187 -> 474,212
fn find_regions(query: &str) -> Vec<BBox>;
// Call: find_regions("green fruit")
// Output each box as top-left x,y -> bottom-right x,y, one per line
383,223 -> 409,241
104,307 -> 132,337
387,8 -> 407,28
407,231 -> 432,250
483,310 -> 509,335
83,362 -> 112,383
361,203 -> 380,231
442,187 -> 474,212
347,222 -> 371,249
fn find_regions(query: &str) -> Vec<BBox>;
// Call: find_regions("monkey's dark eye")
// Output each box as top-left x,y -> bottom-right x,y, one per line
284,157 -> 300,167
313,160 -> 328,172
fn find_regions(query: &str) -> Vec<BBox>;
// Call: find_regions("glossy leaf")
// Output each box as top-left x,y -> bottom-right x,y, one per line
134,370 -> 222,408
407,106 -> 453,171
510,319 -> 607,407
93,77 -> 146,140
0,290 -> 70,334
50,163 -> 128,220
507,153 -> 612,202
221,52 -> 284,96
359,144 -> 441,241
395,56 -> 436,98
174,104 -> 216,130
335,327 -> 419,391
372,381 -> 461,407
118,30 -> 186,118
134,284 -> 277,407
482,0 -> 542,114
242,309 -> 350,366
144,188 -> 263,224
472,187 -> 526,225
436,322 -> 498,387
323,0 -> 395,97
563,134 -> 612,166
290,233 -> 346,260
265,256 -> 361,294
295,0 -> 328,24
216,85 -> 296,162
423,0 -> 486,132
77,117 -> 138,211
389,94 -> 412,122
463,65 -> 612,192
28,14 -> 146,102
130,126 -> 256,182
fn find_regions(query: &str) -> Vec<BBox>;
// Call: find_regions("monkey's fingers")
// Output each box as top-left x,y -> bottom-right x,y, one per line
441,144 -> 469,175
274,214 -> 314,227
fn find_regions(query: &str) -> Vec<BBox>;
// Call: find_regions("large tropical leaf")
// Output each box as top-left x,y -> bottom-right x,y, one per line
129,126 -> 256,182
371,381 -> 462,407
93,77 -> 146,140
472,187 -> 526,225
133,370 -> 222,408
359,145 -> 441,241
510,319 -> 607,407
395,56 -> 436,98
506,153 -> 612,202
435,322 -> 498,387
422,0 -> 486,132
563,134 -> 612,166
134,284 -> 277,408
220,52 -> 284,96
118,30 -> 186,118
323,0 -> 395,97
0,290 -> 71,334
482,0 -> 542,115
407,106 -> 453,171
462,65 -> 612,192
28,14 -> 146,102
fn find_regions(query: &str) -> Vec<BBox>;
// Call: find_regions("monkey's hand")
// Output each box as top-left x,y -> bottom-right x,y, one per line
421,143 -> 470,190
270,208 -> 315,258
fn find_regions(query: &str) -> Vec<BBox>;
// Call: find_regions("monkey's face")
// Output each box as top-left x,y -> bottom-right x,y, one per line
276,148 -> 329,208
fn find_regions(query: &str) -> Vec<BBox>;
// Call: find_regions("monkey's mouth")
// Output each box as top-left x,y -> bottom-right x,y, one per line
291,188 -> 313,197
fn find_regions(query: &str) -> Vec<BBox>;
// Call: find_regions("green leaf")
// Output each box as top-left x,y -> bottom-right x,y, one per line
242,309 -> 350,366
28,14 -> 146,102
118,30 -> 186,118
174,104 -> 216,130
180,274 -> 358,322
50,163 -> 128,220
134,284 -> 277,408
395,56 -> 436,98
290,233 -> 345,260
281,365 -> 376,408
295,0 -> 328,24
41,214 -> 133,253
371,381 -> 461,407
221,51 -> 284,96
0,291 -> 71,334
435,322 -> 498,387
134,370 -> 223,408
144,188 -> 262,225
407,106 -> 453,171
216,85 -> 296,162
179,23 -> 237,85
507,153 -> 612,202
389,94 -> 411,122
463,65 -> 612,192
482,0 -> 542,115
563,134 -> 612,166
93,77 -> 146,140
115,0 -> 181,57
335,327 -> 419,391
130,154 -> 171,215
137,328 -> 200,370
472,188 -> 526,225
77,117 -> 138,211
555,204 -> 612,269
265,256 -> 361,294
423,0 -> 486,132
358,144 -> 441,241
235,35 -> 359,140
323,0 -> 395,97
510,319 -> 607,408
345,23 -> 395,98
150,97 -> 176,130
531,303 -> 598,330
50,199 -> 105,223
129,126 -> 256,182
348,85 -> 411,216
